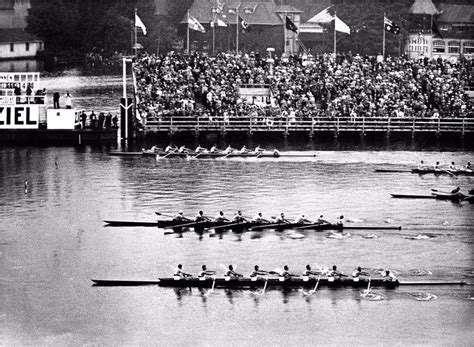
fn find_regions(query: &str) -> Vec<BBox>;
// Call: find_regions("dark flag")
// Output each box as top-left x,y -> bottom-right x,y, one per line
239,16 -> 251,32
285,16 -> 298,34
384,16 -> 400,34
432,20 -> 443,39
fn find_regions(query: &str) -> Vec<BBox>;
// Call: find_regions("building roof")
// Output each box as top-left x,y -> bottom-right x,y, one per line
409,0 -> 440,15
0,0 -> 14,10
275,5 -> 302,14
184,0 -> 284,25
437,4 -> 474,24
0,28 -> 41,43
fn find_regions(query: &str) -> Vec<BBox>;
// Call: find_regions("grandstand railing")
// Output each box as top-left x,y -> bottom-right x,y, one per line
145,116 -> 474,135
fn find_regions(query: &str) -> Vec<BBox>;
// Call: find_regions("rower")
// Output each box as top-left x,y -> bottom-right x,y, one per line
434,161 -> 441,171
294,213 -> 311,224
232,210 -> 247,223
150,145 -> 159,152
165,145 -> 177,153
224,145 -> 235,154
383,270 -> 397,282
450,187 -> 461,194
302,264 -> 321,277
195,144 -> 207,153
172,210 -> 188,222
239,145 -> 249,154
249,265 -> 269,279
352,266 -> 370,278
314,215 -> 329,225
280,265 -> 297,280
327,265 -> 345,278
174,264 -> 193,278
254,145 -> 264,152
417,160 -> 425,170
465,162 -> 472,172
274,213 -> 290,224
335,215 -> 344,228
195,211 -> 210,222
225,265 -> 243,278
198,265 -> 216,279
213,211 -> 229,222
209,145 -> 220,153
251,212 -> 268,224
178,145 -> 190,153
449,162 -> 460,171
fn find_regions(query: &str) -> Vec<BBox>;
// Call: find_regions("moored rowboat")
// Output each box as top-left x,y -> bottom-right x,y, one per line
91,277 -> 468,288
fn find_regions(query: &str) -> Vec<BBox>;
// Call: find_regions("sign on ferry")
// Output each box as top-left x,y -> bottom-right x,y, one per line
0,106 -> 39,129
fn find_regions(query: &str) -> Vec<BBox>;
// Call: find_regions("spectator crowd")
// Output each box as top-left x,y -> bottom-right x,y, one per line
134,51 -> 473,123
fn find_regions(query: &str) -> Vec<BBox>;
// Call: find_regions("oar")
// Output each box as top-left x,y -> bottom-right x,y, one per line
164,220 -> 208,229
261,276 -> 269,294
310,275 -> 321,294
206,276 -> 216,295
297,222 -> 333,230
155,212 -> 178,218
213,222 -> 246,230
222,150 -> 235,159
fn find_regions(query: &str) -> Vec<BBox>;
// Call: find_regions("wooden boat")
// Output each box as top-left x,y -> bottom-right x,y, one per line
108,150 -> 318,159
375,168 -> 474,176
391,193 -> 470,202
91,277 -> 468,288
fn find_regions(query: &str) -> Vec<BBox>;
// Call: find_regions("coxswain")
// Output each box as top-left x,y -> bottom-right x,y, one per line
251,212 -> 268,224
210,145 -> 220,153
174,264 -> 193,278
335,215 -> 344,228
225,265 -> 243,278
195,144 -> 206,153
195,211 -> 210,222
302,264 -> 321,277
417,160 -> 425,170
249,265 -> 269,279
383,270 -> 397,282
280,265 -> 297,279
294,213 -> 311,225
213,211 -> 229,222
198,265 -> 216,278
240,145 -> 250,154
232,210 -> 247,223
172,210 -> 189,222
274,213 -> 290,224
224,145 -> 235,154
352,266 -> 370,278
165,145 -> 178,153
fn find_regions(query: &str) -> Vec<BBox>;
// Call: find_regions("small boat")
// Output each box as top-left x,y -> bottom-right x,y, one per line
376,168 -> 474,176
91,277 -> 468,288
391,193 -> 471,202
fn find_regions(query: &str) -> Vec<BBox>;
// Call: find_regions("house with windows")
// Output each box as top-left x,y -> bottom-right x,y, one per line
0,28 -> 43,60
405,2 -> 474,61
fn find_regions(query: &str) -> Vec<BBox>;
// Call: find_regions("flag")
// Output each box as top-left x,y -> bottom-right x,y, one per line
239,16 -> 251,32
384,16 -> 400,34
335,15 -> 350,34
308,6 -> 334,23
135,14 -> 147,35
188,14 -> 206,33
285,16 -> 298,34
432,19 -> 443,39
210,18 -> 227,27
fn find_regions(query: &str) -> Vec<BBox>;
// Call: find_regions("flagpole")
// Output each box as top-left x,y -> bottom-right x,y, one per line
236,4 -> 240,54
382,12 -> 386,59
283,12 -> 287,54
134,8 -> 138,56
187,10 -> 190,55
333,11 -> 337,55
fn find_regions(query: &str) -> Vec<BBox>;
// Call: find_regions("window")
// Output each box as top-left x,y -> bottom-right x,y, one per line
10,43 -> 14,52
463,41 -> 474,54
448,41 -> 460,54
432,40 -> 445,53
25,42 -> 29,51
409,36 -> 428,53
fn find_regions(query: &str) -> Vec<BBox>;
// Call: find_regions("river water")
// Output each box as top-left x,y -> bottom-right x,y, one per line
1,73 -> 473,345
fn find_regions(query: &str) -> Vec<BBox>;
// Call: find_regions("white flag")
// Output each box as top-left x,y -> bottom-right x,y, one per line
335,15 -> 350,34
188,15 -> 206,33
308,6 -> 333,23
216,18 -> 227,27
135,14 -> 147,35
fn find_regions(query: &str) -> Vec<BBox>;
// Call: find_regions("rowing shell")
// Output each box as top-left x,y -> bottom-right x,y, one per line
391,193 -> 471,202
91,277 -> 468,288
375,168 -> 473,176
109,150 -> 318,159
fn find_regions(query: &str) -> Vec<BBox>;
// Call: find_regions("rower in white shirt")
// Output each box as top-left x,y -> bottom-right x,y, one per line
195,145 -> 207,153
213,211 -> 229,222
198,265 -> 216,279
254,145 -> 264,152
294,213 -> 311,224
210,145 -> 221,153
178,145 -> 191,153
251,212 -> 268,224
224,145 -> 235,154
165,145 -> 178,153
417,160 -> 426,170
239,145 -> 250,154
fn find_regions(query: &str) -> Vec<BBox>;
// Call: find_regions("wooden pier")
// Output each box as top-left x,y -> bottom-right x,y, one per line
144,116 -> 474,137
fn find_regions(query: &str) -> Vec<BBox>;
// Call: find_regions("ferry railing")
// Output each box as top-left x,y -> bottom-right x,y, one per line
0,95 -> 46,105
145,116 -> 474,134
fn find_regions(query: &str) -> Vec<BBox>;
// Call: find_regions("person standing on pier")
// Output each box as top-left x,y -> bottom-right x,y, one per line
53,92 -> 60,109
65,92 -> 72,109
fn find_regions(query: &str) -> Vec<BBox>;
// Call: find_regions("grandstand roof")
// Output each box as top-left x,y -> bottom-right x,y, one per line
0,28 -> 41,43
409,0 -> 440,15
184,0 -> 284,25
437,3 -> 474,24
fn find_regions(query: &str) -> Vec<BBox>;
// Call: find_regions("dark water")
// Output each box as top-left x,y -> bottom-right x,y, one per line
0,146 -> 473,345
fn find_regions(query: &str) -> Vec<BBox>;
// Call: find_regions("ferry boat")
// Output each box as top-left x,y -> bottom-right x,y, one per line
0,72 -> 117,144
